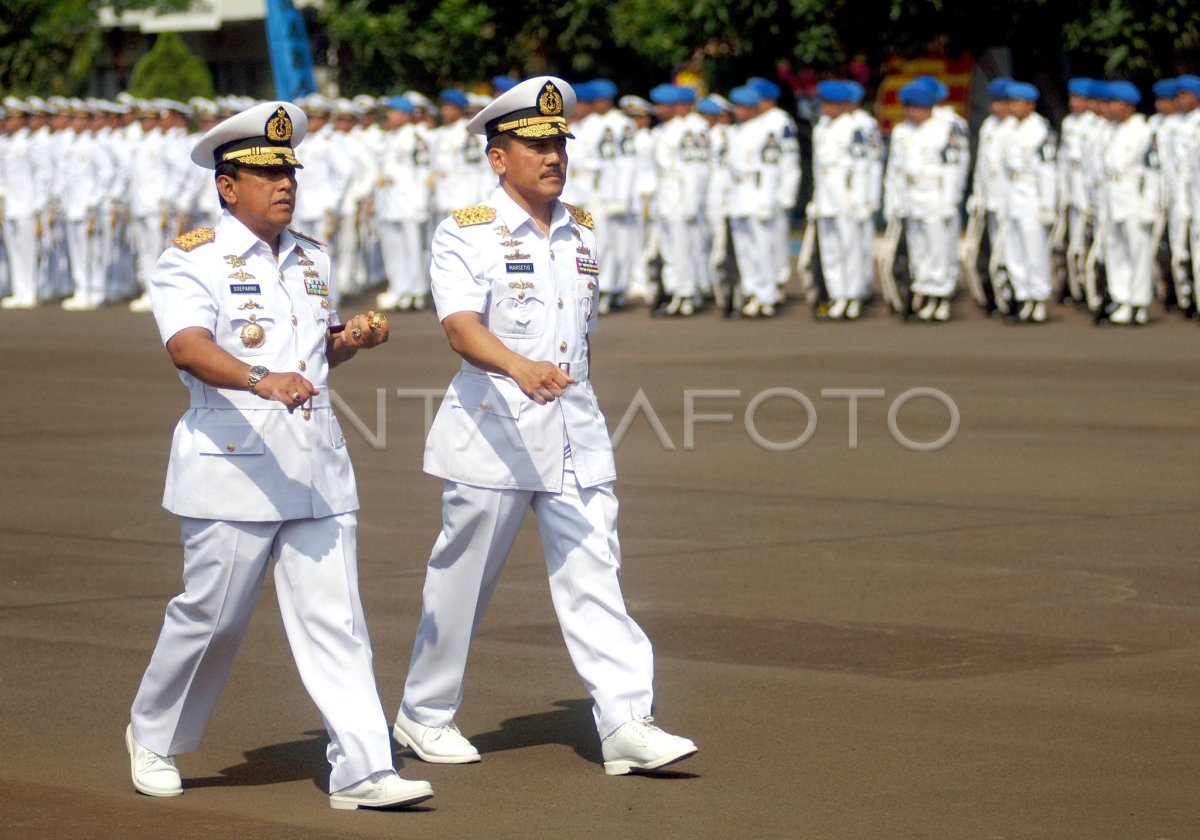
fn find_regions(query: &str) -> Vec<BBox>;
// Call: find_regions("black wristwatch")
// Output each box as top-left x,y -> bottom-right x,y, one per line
246,365 -> 270,391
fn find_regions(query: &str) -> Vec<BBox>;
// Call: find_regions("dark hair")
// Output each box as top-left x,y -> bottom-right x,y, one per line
485,133 -> 515,154
214,162 -> 239,209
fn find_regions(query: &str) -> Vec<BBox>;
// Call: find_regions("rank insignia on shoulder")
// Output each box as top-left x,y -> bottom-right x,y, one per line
289,229 -> 326,248
172,227 -> 216,251
576,257 -> 600,276
506,263 -> 534,274
508,280 -> 535,289
452,205 -> 498,227
563,203 -> 594,229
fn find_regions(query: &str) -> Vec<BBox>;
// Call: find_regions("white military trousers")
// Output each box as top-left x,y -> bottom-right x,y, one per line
402,461 -> 655,740
730,216 -> 781,306
656,215 -> 700,298
1005,212 -> 1052,302
906,216 -> 958,297
2,217 -> 39,305
817,216 -> 864,301
379,221 -> 429,299
133,216 -> 166,292
1105,219 -> 1153,307
130,513 -> 394,792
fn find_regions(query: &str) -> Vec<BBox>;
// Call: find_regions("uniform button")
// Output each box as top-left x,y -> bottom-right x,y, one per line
298,360 -> 307,371
518,291 -> 526,300
479,400 -> 489,410
557,297 -> 563,309
226,443 -> 236,452
559,341 -> 568,352
249,314 -> 257,322
290,314 -> 298,325
302,409 -> 312,420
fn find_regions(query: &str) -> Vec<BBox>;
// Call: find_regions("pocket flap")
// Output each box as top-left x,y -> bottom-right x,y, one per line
451,374 -> 523,419
196,419 -> 265,456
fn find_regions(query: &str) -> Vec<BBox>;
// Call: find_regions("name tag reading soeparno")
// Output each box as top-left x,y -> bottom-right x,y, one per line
230,284 -> 262,294
506,263 -> 534,273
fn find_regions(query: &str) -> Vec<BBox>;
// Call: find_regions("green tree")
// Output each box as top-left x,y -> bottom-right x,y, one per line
127,30 -> 215,100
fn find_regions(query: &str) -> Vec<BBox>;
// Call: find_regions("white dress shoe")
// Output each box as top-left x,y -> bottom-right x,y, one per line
601,716 -> 698,776
679,297 -> 695,316
128,294 -> 153,313
125,725 -> 182,797
375,291 -> 400,311
827,298 -> 847,320
845,299 -> 862,320
741,297 -> 760,317
410,294 -> 428,311
393,708 -> 480,764
329,770 -> 433,811
933,298 -> 951,321
1,296 -> 37,310
915,297 -> 936,321
1134,305 -> 1148,325
1029,301 -> 1047,323
1108,302 -> 1133,324
760,302 -> 776,317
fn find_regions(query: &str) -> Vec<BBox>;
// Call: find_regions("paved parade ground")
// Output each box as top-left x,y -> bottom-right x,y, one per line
2,296 -> 1198,838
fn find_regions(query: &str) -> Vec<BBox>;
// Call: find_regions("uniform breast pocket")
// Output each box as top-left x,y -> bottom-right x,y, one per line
491,289 -> 546,338
194,417 -> 265,456
227,313 -> 276,356
309,297 -> 332,330
576,279 -> 595,333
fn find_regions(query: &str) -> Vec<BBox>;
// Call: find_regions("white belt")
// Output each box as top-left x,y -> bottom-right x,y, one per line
461,359 -> 589,381
190,386 -> 331,410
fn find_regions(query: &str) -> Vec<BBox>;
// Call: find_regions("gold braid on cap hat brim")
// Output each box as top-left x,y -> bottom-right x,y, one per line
495,115 -> 570,137
221,146 -> 301,166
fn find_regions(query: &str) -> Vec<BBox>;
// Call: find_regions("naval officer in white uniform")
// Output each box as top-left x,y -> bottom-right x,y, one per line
126,101 -> 432,811
393,76 -> 697,777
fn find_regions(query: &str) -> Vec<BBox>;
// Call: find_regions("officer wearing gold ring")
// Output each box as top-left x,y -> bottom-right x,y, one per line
126,100 -> 431,811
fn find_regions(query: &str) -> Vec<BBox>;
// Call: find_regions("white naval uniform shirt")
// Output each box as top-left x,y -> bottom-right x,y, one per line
424,187 -> 615,493
149,212 -> 357,522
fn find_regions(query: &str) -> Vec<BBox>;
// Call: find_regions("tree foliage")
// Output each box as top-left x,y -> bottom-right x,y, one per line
128,30 -> 215,100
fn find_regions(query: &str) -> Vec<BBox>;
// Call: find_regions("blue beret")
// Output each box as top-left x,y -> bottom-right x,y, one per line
1153,79 -> 1180,99
899,83 -> 936,108
695,96 -> 722,115
729,85 -> 761,107
1107,80 -> 1141,104
492,76 -> 518,93
844,80 -> 865,103
574,82 -> 597,103
439,89 -> 468,108
986,76 -> 1014,99
1089,81 -> 1111,100
589,79 -> 618,100
912,75 -> 948,101
747,76 -> 781,100
1067,77 -> 1094,97
1175,75 -> 1200,96
817,81 -> 851,103
674,85 -> 697,104
385,95 -> 414,112
649,84 -> 675,104
1006,82 -> 1039,102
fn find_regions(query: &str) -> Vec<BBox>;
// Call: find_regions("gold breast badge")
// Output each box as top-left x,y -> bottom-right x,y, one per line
240,323 -> 266,348
224,255 -> 247,268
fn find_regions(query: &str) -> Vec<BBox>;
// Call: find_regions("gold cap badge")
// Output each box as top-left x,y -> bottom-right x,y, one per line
265,107 -> 293,143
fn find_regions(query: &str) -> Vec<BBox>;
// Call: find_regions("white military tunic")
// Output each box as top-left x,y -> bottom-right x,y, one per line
403,186 -> 654,741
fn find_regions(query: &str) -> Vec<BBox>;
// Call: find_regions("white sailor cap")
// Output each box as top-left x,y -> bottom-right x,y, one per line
352,93 -> 378,111
5,96 -> 30,115
190,100 -> 307,170
618,94 -> 653,116
466,76 -> 576,140
189,97 -> 219,118
466,92 -> 493,113
403,91 -> 434,112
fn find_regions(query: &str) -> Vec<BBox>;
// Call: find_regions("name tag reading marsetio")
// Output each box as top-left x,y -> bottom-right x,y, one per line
576,258 -> 600,276
506,263 -> 534,274
230,284 -> 261,294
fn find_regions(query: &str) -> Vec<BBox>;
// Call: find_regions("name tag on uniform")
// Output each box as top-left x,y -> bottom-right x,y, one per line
506,263 -> 534,273
576,258 -> 599,276
229,284 -> 261,294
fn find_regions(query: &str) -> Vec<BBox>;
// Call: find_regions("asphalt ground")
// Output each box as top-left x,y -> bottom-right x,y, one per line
2,294 -> 1198,839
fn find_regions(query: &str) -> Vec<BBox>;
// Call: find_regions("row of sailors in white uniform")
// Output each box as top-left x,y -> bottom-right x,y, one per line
1055,75 -> 1200,324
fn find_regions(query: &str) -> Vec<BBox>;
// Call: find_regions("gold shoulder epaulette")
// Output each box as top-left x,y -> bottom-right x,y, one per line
172,227 -> 216,251
451,205 -> 498,227
564,203 -> 594,229
289,228 -> 326,248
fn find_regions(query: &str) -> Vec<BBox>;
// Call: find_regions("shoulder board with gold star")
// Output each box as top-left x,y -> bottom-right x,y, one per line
564,203 -> 594,229
451,205 -> 498,227
288,228 -> 327,248
171,227 -> 216,251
